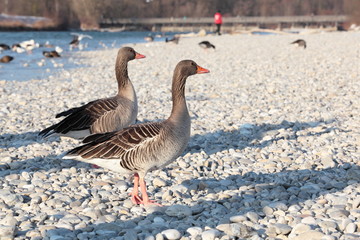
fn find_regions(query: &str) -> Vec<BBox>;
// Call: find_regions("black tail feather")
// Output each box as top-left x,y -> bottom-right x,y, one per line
38,124 -> 56,138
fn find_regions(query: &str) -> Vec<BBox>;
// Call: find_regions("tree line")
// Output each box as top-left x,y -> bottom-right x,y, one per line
0,0 -> 359,29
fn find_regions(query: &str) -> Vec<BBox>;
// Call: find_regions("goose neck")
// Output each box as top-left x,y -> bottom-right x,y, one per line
115,58 -> 129,92
169,73 -> 189,121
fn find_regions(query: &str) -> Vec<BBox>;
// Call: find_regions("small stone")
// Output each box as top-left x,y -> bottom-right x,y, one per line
165,205 -> 192,218
153,177 -> 167,187
154,217 -> 165,224
263,206 -> 273,215
246,212 -> 259,223
345,223 -> 357,234
155,233 -> 164,240
290,223 -> 311,235
291,230 -> 324,240
186,227 -> 202,237
230,215 -> 246,223
201,229 -> 220,240
33,172 -> 47,179
273,223 -> 292,235
161,229 -> 181,240
301,216 -> 317,225
318,220 -> 337,230
123,229 -> 137,240
328,209 -> 350,219
0,193 -> 23,205
216,223 -> 250,237
0,215 -> 18,227
5,174 -> 19,181
0,225 -> 16,238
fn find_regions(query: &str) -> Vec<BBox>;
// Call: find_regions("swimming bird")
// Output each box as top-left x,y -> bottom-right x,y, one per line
291,39 -> 306,49
11,44 -> 25,53
0,44 -> 10,51
0,55 -> 14,63
40,41 -> 55,48
165,36 -> 180,44
144,34 -> 154,42
42,50 -> 61,58
63,60 -> 209,205
19,39 -> 39,53
199,40 -> 215,49
39,47 -> 145,139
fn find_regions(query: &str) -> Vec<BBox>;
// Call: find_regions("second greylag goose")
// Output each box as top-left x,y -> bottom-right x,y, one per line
63,60 -> 210,205
39,47 -> 145,139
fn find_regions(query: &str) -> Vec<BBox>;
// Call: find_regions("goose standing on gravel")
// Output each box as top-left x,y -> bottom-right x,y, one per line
39,47 -> 145,139
64,60 -> 210,205
291,39 -> 306,49
199,40 -> 216,49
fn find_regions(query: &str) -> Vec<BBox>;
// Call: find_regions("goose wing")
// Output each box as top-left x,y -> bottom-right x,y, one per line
39,97 -> 121,137
66,122 -> 163,163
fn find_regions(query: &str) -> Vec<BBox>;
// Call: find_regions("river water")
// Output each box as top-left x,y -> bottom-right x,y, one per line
0,31 -> 178,81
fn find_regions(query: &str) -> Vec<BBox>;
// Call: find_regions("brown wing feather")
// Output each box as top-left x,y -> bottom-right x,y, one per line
67,122 -> 162,160
40,97 -> 120,137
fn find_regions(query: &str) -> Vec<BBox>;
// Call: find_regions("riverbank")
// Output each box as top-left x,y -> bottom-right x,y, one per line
0,31 -> 359,239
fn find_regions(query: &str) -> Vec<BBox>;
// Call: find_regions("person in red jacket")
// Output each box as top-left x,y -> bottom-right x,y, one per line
214,10 -> 223,35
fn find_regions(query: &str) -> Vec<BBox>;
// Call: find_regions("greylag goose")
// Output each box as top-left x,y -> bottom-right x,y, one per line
199,41 -> 215,49
63,60 -> 210,205
39,47 -> 145,139
291,39 -> 306,49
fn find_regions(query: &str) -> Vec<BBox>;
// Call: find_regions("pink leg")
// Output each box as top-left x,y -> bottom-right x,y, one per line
91,164 -> 100,169
138,177 -> 162,206
130,173 -> 142,204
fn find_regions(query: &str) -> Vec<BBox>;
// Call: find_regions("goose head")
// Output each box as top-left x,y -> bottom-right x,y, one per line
174,60 -> 210,79
118,47 -> 145,62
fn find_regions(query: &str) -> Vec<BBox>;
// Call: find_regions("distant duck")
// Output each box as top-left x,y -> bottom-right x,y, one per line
43,50 -> 61,58
69,33 -> 93,50
165,36 -> 180,44
11,44 -> 26,53
199,40 -> 215,49
0,55 -> 14,63
144,34 -> 154,42
0,44 -> 10,51
19,39 -> 39,53
291,39 -> 306,49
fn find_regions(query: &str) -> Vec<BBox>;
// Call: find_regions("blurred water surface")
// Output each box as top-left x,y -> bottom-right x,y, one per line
0,31 -> 176,81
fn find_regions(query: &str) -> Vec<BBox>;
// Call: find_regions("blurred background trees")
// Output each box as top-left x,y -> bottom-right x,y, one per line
0,0 -> 359,29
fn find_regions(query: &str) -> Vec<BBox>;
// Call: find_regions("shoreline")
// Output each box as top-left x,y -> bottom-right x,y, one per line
0,31 -> 359,239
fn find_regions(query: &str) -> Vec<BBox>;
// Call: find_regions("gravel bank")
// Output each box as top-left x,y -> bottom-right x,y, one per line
0,31 -> 359,240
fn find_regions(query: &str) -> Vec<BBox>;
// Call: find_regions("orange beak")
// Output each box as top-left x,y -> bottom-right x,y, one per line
196,65 -> 210,74
135,52 -> 146,59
